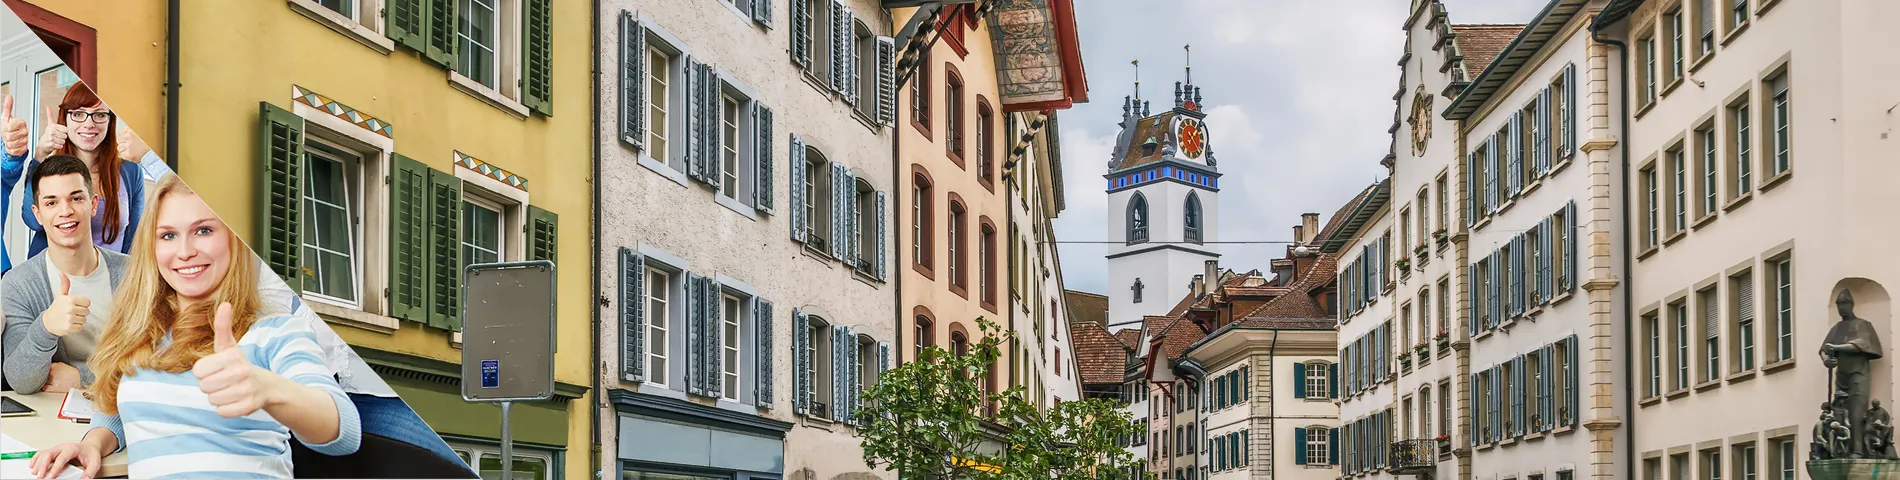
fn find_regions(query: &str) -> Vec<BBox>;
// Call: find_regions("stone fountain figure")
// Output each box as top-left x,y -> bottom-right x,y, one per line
1811,289 -> 1900,479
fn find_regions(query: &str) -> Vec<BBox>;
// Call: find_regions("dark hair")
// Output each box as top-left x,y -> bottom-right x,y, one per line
28,154 -> 93,197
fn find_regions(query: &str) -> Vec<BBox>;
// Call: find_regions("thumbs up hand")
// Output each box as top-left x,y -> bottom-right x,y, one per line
193,303 -> 276,418
40,274 -> 90,337
2,95 -> 27,157
36,106 -> 68,159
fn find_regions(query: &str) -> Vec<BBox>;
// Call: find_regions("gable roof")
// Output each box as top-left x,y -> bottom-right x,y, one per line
1450,24 -> 1527,81
1114,329 -> 1142,349
1240,253 -> 1339,320
1063,289 -> 1109,327
1070,318 -> 1132,385
1319,179 -> 1391,253
1445,0 -> 1595,120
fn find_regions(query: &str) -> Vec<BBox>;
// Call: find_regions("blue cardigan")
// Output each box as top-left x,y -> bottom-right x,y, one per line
0,150 -> 20,271
11,153 -> 144,261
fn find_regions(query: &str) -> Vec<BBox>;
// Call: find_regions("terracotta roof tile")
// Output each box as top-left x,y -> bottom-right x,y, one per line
1063,290 -> 1110,327
1240,253 -> 1339,320
1070,319 -> 1132,385
1114,329 -> 1142,349
1452,24 -> 1526,77
1154,316 -> 1208,362
1232,317 -> 1336,330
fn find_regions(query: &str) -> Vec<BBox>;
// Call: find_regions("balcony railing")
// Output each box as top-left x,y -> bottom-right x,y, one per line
1391,439 -> 1437,473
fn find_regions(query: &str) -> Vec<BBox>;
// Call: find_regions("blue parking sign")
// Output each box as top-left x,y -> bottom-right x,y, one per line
481,360 -> 500,389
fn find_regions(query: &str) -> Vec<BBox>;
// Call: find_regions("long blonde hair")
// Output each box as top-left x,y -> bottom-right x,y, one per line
89,174 -> 265,415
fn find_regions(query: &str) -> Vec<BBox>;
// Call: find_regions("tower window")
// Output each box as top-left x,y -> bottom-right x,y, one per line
1133,278 -> 1145,304
1184,193 -> 1203,245
1127,193 -> 1150,245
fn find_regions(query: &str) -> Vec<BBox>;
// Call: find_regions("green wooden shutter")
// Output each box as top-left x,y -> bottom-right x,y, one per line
527,206 -> 558,262
425,0 -> 457,67
755,298 -> 774,407
621,248 -> 646,382
620,13 -> 645,149
1293,363 -> 1307,398
427,167 -> 464,330
388,0 -> 427,52
256,102 -> 305,292
523,0 -> 554,115
388,154 -> 431,323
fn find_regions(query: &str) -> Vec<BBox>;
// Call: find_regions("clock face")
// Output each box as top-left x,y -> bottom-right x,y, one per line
1176,117 -> 1206,160
1411,88 -> 1433,155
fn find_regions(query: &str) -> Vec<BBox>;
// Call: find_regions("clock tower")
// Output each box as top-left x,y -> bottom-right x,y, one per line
1103,77 -> 1222,331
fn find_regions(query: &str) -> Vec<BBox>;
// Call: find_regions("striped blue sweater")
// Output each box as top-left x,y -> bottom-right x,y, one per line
86,313 -> 362,478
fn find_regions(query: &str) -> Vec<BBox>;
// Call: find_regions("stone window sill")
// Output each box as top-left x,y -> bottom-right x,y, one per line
1763,358 -> 1796,374
1693,212 -> 1719,230
1691,51 -> 1716,74
1666,388 -> 1691,400
1663,230 -> 1688,247
1723,193 -> 1754,213
450,71 -> 532,120
1639,396 -> 1663,408
1694,378 -> 1722,393
1721,22 -> 1751,47
1760,170 -> 1793,192
310,298 -> 400,334
287,0 -> 394,55
1726,369 -> 1757,384
1662,78 -> 1685,98
1554,425 -> 1576,436
1637,245 -> 1660,261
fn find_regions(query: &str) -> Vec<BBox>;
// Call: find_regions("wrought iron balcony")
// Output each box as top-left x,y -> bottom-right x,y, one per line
1390,439 -> 1437,473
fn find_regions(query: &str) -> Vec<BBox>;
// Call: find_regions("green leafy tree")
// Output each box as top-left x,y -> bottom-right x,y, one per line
857,318 -> 1141,480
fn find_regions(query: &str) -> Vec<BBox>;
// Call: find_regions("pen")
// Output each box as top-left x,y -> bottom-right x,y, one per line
0,451 -> 33,460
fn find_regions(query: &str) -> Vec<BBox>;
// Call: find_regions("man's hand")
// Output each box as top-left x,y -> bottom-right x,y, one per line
45,362 -> 81,393
2,95 -> 27,157
41,274 -> 89,337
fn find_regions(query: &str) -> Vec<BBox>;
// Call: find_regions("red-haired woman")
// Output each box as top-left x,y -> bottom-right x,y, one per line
13,83 -> 146,258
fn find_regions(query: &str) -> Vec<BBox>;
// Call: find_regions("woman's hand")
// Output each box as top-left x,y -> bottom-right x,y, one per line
193,303 -> 287,418
28,442 -> 100,479
35,107 -> 67,159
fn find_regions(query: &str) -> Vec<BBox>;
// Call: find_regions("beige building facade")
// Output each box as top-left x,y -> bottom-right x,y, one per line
1596,0 -> 1900,478
595,0 -> 898,478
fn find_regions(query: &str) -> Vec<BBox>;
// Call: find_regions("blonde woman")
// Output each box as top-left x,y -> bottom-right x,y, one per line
29,175 -> 359,479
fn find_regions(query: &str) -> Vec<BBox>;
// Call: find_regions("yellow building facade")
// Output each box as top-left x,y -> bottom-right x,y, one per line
19,1 -> 595,478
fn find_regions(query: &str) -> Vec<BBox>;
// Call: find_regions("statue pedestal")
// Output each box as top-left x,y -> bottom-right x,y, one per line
1809,459 -> 1900,479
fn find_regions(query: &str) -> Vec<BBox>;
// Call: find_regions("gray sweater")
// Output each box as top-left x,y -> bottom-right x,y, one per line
2,250 -> 128,393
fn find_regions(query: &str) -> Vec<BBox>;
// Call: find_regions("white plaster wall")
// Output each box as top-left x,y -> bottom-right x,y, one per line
594,0 -> 896,478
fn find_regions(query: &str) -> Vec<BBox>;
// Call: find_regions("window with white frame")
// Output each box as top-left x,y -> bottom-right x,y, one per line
1732,270 -> 1756,372
645,268 -> 672,386
1736,443 -> 1757,480
1669,146 -> 1686,234
1695,0 -> 1716,57
1769,256 -> 1794,363
721,293 -> 742,401
1775,439 -> 1795,480
457,0 -> 504,89
1729,97 -> 1753,199
1306,426 -> 1330,464
314,0 -> 372,25
856,180 -> 876,271
1642,164 -> 1658,249
1702,448 -> 1723,480
1766,70 -> 1790,177
858,334 -> 878,390
720,95 -> 742,197
1673,301 -> 1690,390
1697,122 -> 1718,217
1701,287 -> 1721,382
301,138 -> 365,307
1666,8 -> 1684,84
461,192 -> 514,269
1305,363 -> 1329,398
1435,175 -> 1449,231
1639,36 -> 1656,105
808,316 -> 834,419
645,47 -> 673,162
854,21 -> 877,118
1645,311 -> 1662,398
804,150 -> 833,247
449,440 -> 554,480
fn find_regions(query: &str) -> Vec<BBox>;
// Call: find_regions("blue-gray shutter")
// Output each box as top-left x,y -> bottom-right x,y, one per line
878,341 -> 891,375
1537,87 -> 1552,176
790,0 -> 811,68
1465,150 -> 1477,227
876,36 -> 897,126
704,277 -> 724,399
844,6 -> 861,105
789,135 -> 808,242
831,325 -> 848,421
620,248 -> 646,382
756,298 -> 774,408
830,163 -> 847,259
755,104 -> 775,213
684,274 -> 706,396
1511,236 -> 1524,317
1329,428 -> 1338,464
1540,343 -> 1555,431
876,191 -> 888,281
1489,254 -> 1501,328
1565,63 -> 1578,158
1565,201 -> 1578,291
619,13 -> 645,150
845,170 -> 860,265
1469,374 -> 1480,442
1566,334 -> 1580,426
1489,369 -> 1502,443
703,64 -> 724,189
1293,427 -> 1308,465
687,58 -> 710,178
1508,112 -> 1522,198
830,0 -> 847,93
752,0 -> 772,26
792,308 -> 809,415
1485,134 -> 1499,212
1541,218 -> 1554,303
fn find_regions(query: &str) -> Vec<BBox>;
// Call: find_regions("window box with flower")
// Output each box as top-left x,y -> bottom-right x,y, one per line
1433,228 -> 1449,248
1434,329 -> 1451,349
1398,351 -> 1413,368
1396,256 -> 1411,273
1414,243 -> 1430,266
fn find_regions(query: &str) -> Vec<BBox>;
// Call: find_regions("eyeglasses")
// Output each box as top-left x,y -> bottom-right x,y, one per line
65,110 -> 113,124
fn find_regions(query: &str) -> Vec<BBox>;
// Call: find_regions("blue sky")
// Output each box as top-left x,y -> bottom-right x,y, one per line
1053,0 -> 1547,295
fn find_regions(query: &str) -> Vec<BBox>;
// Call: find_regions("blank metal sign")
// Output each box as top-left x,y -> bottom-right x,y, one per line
461,260 -> 557,402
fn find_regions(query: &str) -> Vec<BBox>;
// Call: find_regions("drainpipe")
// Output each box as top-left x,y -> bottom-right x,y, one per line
163,0 -> 180,171
589,0 -> 604,476
890,14 -> 903,368
1587,10 -> 1631,480
1266,330 -> 1279,480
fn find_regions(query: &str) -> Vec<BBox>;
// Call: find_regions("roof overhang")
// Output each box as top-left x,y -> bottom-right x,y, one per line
1181,324 -> 1336,363
987,0 -> 1090,112
1320,178 -> 1391,253
1592,0 -> 1646,32
1442,0 -> 1591,120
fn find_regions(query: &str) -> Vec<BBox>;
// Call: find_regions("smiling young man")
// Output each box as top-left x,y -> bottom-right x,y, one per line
2,154 -> 129,393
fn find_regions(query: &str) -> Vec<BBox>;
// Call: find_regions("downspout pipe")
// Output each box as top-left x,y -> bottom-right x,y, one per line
1587,10 -> 1631,480
164,0 -> 180,171
589,0 -> 604,476
1266,330 -> 1279,480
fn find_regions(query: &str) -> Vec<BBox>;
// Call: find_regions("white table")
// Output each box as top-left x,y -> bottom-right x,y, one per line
2,391 -> 128,478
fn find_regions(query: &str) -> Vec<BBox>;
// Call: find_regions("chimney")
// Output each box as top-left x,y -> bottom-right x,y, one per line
1291,225 -> 1304,246
1203,260 -> 1220,297
1301,213 -> 1321,244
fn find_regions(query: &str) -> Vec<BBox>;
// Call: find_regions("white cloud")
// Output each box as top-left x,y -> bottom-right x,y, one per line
1056,0 -> 1545,296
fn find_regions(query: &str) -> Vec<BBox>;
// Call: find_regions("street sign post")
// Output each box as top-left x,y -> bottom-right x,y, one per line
460,260 -> 557,480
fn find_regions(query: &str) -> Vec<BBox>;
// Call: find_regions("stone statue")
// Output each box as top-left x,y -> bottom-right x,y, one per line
1822,289 -> 1885,459
1818,405 -> 1841,460
1872,401 -> 1896,459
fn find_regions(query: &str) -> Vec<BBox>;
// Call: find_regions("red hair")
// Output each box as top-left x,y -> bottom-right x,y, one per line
53,83 -> 124,244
